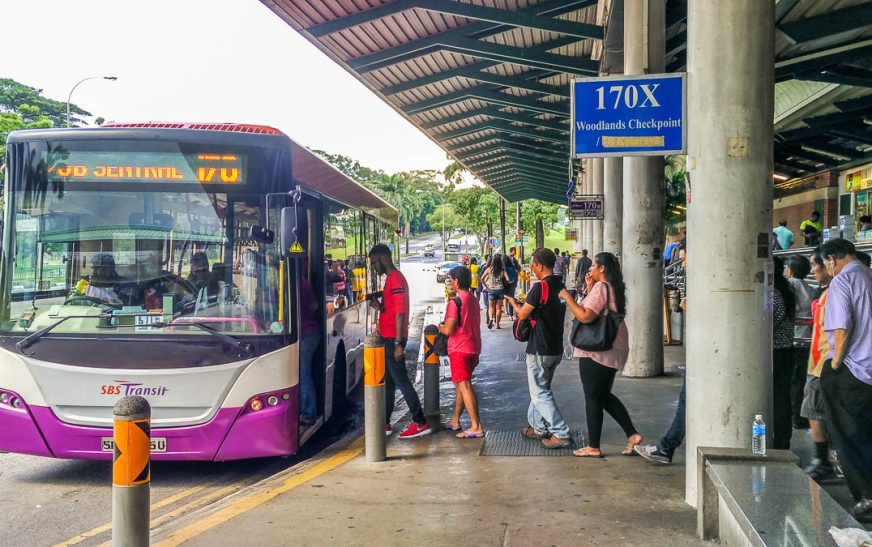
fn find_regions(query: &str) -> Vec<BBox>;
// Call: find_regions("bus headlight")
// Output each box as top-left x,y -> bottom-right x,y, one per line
267,396 -> 279,406
0,389 -> 26,412
250,399 -> 264,411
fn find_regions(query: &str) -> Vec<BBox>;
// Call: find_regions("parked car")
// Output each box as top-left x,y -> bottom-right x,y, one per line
423,243 -> 435,257
436,261 -> 460,283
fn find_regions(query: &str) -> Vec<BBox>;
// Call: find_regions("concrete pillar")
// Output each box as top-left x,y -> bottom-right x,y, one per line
603,157 -> 623,258
621,0 -> 665,378
582,160 -> 594,255
591,157 -> 604,255
685,0 -> 774,506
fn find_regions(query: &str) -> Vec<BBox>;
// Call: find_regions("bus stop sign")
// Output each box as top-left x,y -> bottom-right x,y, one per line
571,73 -> 686,157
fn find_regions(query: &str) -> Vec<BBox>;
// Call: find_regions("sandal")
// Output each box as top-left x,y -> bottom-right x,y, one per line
622,433 -> 643,456
573,446 -> 603,458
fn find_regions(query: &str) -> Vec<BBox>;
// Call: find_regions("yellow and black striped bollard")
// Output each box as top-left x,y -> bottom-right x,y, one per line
423,325 -> 440,424
363,335 -> 386,462
112,396 -> 151,547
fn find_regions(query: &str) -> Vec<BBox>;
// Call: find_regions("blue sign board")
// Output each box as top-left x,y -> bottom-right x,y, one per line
571,73 -> 686,157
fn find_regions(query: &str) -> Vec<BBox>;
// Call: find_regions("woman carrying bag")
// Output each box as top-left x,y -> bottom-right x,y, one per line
559,252 -> 643,458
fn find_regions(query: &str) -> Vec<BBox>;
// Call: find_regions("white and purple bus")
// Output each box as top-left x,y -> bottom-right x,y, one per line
0,123 -> 399,460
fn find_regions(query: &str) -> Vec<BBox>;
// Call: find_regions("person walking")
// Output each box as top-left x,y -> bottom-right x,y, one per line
553,248 -> 566,283
560,252 -> 643,458
369,244 -> 431,439
574,249 -> 592,293
439,266 -> 484,439
636,244 -> 688,464
785,255 -> 815,430
507,248 -> 572,449
773,220 -> 795,250
503,250 -> 520,318
820,238 -> 872,518
772,256 -> 797,450
801,247 -> 834,480
469,257 -> 479,301
480,253 -> 509,329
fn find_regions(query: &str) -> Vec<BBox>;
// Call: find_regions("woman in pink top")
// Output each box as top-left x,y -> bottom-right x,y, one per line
438,266 -> 483,439
560,252 -> 642,458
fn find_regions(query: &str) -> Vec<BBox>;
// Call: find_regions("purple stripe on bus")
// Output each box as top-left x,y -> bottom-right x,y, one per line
2,386 -> 300,461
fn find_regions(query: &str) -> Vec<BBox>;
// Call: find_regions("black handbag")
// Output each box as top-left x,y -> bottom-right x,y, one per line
570,284 -> 622,351
432,297 -> 462,356
513,281 -> 549,342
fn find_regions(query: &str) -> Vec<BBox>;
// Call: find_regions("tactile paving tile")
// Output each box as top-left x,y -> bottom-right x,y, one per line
479,429 -> 587,457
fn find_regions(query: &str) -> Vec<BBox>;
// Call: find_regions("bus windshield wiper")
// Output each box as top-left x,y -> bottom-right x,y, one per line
170,321 -> 255,355
16,314 -> 109,351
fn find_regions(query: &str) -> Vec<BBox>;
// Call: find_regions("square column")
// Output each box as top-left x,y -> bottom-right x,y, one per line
685,0 -> 774,506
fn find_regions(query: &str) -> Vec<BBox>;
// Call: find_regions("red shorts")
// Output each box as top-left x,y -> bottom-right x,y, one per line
449,352 -> 479,383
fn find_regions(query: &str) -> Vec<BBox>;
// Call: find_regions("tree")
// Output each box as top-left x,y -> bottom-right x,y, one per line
425,203 -> 462,238
0,78 -> 90,128
521,199 -> 560,249
312,150 -> 384,188
663,155 -> 686,233
449,186 -> 501,252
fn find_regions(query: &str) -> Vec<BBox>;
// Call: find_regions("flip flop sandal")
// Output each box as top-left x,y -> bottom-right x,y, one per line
456,430 -> 485,439
573,447 -> 604,458
443,424 -> 462,431
623,434 -> 644,456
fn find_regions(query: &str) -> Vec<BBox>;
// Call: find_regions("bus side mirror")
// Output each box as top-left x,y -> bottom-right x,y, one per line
280,207 -> 306,258
249,225 -> 274,244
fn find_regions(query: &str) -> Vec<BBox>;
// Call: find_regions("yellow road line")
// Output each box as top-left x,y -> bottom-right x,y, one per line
54,483 -> 212,547
154,438 -> 363,547
95,483 -> 246,547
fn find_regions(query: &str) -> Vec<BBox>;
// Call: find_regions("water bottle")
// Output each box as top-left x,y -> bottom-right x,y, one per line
752,414 -> 766,455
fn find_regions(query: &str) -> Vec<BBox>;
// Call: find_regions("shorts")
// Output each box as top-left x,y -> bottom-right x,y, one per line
449,352 -> 479,383
800,375 -> 826,421
488,289 -> 505,300
505,281 -> 518,298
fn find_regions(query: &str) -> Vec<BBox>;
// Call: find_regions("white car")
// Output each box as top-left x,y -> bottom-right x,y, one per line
436,261 -> 460,283
423,243 -> 435,257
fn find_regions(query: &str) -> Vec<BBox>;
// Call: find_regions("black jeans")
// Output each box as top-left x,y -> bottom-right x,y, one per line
384,339 -> 426,426
657,378 -> 686,458
821,361 -> 872,501
791,347 -> 810,427
578,358 -> 638,449
772,347 -> 794,450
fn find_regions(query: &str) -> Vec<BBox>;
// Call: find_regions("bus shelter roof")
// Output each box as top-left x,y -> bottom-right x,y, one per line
262,0 -> 872,203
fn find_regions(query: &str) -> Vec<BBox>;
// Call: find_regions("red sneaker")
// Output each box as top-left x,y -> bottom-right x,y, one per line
385,424 -> 393,437
399,421 -> 432,439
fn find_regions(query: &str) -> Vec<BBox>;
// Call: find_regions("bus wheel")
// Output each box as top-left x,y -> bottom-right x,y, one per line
331,344 -> 348,418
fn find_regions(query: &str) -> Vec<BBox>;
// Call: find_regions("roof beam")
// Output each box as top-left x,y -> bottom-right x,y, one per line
829,127 -> 872,144
476,162 -> 564,178
355,35 -> 598,75
785,148 -> 841,167
797,71 -> 872,88
775,39 -> 872,81
448,67 -> 569,97
419,105 -> 567,131
451,133 -> 569,153
461,152 -> 566,171
774,155 -> 816,172
778,2 -> 872,45
403,86 -> 569,117
775,0 -> 802,24
803,142 -> 863,161
803,106 -> 872,129
380,37 -> 578,96
452,142 -> 567,162
437,121 -> 566,143
416,0 -> 603,40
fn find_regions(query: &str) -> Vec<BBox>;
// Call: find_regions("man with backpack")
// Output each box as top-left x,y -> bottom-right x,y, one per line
507,248 -> 571,449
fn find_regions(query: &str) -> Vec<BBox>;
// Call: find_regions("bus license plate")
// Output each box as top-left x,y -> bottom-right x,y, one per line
101,438 -> 167,453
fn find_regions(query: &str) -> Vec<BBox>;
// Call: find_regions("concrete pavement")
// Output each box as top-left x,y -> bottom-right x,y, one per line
150,316 -> 700,546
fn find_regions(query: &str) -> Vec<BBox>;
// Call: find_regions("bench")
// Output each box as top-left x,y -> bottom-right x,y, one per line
697,447 -> 862,546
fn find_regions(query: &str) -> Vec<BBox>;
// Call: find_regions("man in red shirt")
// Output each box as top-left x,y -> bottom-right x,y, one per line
369,244 -> 431,439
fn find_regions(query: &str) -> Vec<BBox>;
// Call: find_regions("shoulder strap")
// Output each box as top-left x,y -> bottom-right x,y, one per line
452,296 -> 463,327
540,279 -> 550,304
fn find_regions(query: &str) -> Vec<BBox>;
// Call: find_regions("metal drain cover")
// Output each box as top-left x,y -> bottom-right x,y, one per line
479,429 -> 587,456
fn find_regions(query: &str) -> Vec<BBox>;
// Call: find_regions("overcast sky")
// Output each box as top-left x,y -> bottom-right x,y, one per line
3,0 -> 450,174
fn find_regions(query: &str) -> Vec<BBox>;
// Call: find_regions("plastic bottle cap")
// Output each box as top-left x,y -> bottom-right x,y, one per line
754,414 -> 763,420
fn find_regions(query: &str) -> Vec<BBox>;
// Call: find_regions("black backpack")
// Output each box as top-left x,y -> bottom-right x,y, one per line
432,297 -> 462,356
513,281 -> 549,342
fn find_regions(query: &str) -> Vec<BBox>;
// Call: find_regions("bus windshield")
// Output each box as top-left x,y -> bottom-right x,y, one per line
2,185 -> 282,337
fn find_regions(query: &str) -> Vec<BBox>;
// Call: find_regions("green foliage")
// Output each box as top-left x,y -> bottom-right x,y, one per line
425,203 -> 462,234
448,186 -> 502,250
0,78 -> 90,128
663,155 -> 686,233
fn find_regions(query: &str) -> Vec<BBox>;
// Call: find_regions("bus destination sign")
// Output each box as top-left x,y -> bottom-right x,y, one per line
46,151 -> 246,184
571,73 -> 686,157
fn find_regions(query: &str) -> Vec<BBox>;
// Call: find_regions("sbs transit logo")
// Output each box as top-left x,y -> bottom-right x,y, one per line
100,380 -> 169,397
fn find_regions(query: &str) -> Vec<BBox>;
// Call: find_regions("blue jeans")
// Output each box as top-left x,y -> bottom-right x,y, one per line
657,377 -> 686,457
299,332 -> 321,421
526,353 -> 570,438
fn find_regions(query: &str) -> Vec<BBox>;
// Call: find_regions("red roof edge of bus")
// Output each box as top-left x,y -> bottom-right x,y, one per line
100,122 -> 286,136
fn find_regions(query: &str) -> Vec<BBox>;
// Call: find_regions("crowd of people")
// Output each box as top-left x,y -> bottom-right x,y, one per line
370,234 -> 872,518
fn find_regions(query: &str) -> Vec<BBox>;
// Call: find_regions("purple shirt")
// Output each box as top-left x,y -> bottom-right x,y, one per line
824,260 -> 872,385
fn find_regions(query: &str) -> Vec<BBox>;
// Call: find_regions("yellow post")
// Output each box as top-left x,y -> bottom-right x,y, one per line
363,335 -> 386,462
